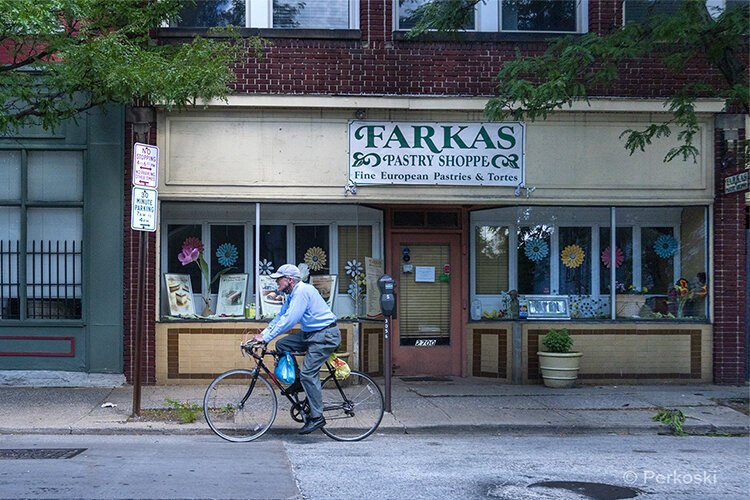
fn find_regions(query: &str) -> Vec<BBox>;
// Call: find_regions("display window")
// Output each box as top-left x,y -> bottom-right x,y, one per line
160,203 -> 382,319
471,206 -> 708,321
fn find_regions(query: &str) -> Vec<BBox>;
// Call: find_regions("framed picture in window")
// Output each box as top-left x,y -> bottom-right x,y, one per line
310,275 -> 337,309
164,273 -> 195,316
258,275 -> 285,318
216,274 -> 248,317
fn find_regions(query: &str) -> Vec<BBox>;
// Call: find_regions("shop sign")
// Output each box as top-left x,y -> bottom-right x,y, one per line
349,121 -> 525,186
724,171 -> 748,194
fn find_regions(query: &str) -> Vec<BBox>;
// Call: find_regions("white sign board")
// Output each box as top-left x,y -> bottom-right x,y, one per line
724,171 -> 748,194
133,143 -> 159,188
131,187 -> 158,232
415,266 -> 435,283
349,121 -> 525,187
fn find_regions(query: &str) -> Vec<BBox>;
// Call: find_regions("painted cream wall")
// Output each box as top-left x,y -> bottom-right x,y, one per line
157,103 -> 714,204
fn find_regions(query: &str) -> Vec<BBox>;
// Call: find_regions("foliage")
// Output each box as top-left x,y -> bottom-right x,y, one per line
0,0 -> 266,134
652,408 -> 686,435
164,397 -> 202,424
542,328 -> 573,353
409,0 -> 749,163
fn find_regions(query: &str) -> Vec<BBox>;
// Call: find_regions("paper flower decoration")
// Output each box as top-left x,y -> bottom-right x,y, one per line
258,259 -> 274,275
561,244 -> 585,269
347,282 -> 360,299
653,234 -> 678,258
601,246 -> 624,269
215,243 -> 238,267
304,246 -> 327,271
345,259 -> 363,277
524,238 -> 549,262
297,263 -> 310,282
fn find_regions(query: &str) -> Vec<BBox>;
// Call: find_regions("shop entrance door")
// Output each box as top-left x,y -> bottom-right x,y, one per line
391,233 -> 462,376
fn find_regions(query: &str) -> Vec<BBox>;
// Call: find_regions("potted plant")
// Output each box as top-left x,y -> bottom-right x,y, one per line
537,328 -> 582,388
615,282 -> 649,318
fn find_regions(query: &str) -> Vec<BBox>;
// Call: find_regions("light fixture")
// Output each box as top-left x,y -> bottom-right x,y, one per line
354,109 -> 367,120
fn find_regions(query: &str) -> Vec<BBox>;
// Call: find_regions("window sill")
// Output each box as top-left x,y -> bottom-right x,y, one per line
157,28 -> 361,41
393,31 -> 584,43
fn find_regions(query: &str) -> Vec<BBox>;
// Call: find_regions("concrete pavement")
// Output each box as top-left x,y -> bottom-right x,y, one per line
0,377 -> 747,437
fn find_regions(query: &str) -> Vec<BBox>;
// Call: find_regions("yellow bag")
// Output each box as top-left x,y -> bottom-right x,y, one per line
327,353 -> 351,380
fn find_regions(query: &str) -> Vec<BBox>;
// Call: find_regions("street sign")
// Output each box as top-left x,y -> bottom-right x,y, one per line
724,171 -> 748,194
133,143 -> 159,188
131,186 -> 158,232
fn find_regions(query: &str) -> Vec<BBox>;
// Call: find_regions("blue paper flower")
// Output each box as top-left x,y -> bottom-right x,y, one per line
216,243 -> 238,267
653,234 -> 678,258
524,238 -> 549,262
258,259 -> 274,275
347,282 -> 360,300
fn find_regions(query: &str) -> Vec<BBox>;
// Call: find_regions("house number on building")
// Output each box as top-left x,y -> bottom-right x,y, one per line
415,339 -> 437,347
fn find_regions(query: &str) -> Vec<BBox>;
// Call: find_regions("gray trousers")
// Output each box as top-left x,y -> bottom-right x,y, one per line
275,325 -> 340,419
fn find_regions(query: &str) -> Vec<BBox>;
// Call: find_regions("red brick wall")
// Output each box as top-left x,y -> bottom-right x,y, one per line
713,129 -> 748,384
123,123 -> 158,385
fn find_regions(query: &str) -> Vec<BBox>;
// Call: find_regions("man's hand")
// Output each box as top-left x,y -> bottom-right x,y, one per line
251,334 -> 265,344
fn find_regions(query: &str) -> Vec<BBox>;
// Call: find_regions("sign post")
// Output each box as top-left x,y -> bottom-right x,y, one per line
130,144 -> 159,417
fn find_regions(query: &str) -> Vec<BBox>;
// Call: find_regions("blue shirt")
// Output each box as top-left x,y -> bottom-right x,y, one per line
261,281 -> 337,342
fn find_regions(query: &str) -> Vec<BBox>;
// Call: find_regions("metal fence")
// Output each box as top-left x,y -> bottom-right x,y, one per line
0,240 -> 82,320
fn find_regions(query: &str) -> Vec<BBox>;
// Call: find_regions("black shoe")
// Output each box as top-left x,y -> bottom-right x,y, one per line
299,416 -> 326,435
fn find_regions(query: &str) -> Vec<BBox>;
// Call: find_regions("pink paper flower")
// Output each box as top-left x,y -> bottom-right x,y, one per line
601,246 -> 624,269
178,246 -> 200,266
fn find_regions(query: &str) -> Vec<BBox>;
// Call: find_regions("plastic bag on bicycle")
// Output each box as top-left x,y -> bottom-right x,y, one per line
275,351 -> 296,385
328,353 -> 351,380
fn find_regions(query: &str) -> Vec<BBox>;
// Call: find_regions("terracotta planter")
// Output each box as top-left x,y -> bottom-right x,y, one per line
537,351 -> 583,388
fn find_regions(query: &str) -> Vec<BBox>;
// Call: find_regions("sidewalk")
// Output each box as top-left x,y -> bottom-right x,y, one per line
0,378 -> 747,437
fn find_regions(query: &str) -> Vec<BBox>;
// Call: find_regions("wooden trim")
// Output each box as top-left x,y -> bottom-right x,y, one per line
0,335 -> 75,357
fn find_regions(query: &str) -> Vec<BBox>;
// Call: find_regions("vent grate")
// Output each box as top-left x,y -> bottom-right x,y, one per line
0,448 -> 86,460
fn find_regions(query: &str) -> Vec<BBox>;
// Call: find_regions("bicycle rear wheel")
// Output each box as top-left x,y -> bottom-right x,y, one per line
320,371 -> 384,441
204,369 -> 277,442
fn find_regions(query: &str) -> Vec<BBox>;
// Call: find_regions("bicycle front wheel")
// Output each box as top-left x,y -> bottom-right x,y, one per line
320,371 -> 384,441
204,369 -> 277,442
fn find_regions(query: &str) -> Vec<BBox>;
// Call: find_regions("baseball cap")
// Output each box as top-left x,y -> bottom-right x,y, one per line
270,264 -> 302,280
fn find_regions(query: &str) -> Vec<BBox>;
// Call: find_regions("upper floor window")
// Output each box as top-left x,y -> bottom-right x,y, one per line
172,0 -> 359,29
396,0 -> 587,33
624,0 -> 743,24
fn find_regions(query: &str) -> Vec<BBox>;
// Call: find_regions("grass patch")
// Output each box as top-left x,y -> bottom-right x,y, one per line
652,408 -> 686,436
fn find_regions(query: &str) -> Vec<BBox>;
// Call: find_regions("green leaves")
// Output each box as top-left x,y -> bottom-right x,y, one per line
1,0 -> 262,134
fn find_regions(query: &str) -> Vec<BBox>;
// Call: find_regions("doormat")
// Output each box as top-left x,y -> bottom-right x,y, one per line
400,376 -> 452,382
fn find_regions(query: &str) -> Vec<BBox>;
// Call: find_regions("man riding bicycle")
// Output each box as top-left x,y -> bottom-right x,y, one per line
251,264 -> 340,435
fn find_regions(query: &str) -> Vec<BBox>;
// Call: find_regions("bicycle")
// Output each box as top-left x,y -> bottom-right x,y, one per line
203,340 -> 384,442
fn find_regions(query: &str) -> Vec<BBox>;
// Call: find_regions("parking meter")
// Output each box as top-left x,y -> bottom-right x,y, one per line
378,275 -> 396,317
378,274 -> 396,413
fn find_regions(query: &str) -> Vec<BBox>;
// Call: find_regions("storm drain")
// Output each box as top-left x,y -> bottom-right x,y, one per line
0,448 -> 86,460
529,481 -> 641,499
400,376 -> 452,382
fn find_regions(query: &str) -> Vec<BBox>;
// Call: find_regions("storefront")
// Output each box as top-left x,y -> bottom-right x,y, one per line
147,95 -> 721,385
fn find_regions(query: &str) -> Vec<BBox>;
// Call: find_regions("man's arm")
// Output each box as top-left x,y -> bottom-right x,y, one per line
260,290 -> 309,343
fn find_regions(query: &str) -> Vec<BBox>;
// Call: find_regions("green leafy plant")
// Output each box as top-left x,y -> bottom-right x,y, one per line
542,328 -> 573,353
165,397 -> 202,424
653,408 -> 686,435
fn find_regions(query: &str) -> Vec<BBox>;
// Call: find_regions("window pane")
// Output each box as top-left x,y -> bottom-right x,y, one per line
0,151 -> 21,200
274,0 -> 350,28
27,151 -> 83,201
0,208 -> 21,319
259,225 -> 287,277
167,224 -> 203,294
475,226 -> 509,294
295,225 -> 329,276
502,0 -> 577,32
174,0 -> 245,27
599,227 -> 633,295
26,208 -> 82,319
210,225 -> 244,293
337,225 -> 372,294
676,207 -> 707,320
518,225 -> 551,294
398,0 -> 475,30
642,226 -> 675,294
624,0 -> 684,24
558,227 -> 591,295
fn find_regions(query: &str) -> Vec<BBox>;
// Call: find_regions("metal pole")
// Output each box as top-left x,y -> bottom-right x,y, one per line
383,316 -> 391,413
132,230 -> 147,417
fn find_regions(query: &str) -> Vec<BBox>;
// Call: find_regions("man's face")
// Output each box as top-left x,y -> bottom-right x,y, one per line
276,276 -> 294,294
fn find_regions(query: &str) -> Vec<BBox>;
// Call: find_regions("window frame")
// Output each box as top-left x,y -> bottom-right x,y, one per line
0,147 -> 86,323
394,0 -> 589,34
